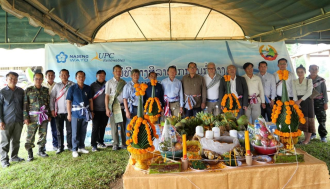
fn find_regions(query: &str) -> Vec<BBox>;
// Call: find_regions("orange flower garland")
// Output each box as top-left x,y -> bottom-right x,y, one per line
274,129 -> 302,138
144,79 -> 162,123
221,88 -> 241,114
224,75 -> 231,82
150,79 -> 158,86
277,70 -> 289,80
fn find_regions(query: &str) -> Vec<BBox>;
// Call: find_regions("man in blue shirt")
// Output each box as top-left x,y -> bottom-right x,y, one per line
143,72 -> 164,111
66,71 -> 94,158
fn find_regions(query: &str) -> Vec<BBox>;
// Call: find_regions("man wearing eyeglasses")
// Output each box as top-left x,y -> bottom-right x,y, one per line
203,62 -> 221,114
181,62 -> 207,117
274,58 -> 295,101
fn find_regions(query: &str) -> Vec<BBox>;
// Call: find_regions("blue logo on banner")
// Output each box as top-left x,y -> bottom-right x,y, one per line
56,52 -> 68,63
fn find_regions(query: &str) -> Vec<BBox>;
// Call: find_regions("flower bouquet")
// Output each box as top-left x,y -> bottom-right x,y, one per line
144,79 -> 162,123
127,83 -> 159,170
221,75 -> 242,115
271,70 -> 304,149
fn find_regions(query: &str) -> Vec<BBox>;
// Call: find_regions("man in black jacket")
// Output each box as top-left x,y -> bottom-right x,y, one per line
219,65 -> 248,117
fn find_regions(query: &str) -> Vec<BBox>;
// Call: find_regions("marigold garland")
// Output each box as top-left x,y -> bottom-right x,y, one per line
150,79 -> 158,86
221,93 -> 241,113
274,129 -> 302,138
277,70 -> 289,80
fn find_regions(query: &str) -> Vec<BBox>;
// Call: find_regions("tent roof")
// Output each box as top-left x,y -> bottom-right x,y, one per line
1,0 -> 330,47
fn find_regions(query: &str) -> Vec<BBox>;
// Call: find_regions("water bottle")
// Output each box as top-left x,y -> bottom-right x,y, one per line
214,105 -> 220,116
204,106 -> 208,113
254,119 -> 260,135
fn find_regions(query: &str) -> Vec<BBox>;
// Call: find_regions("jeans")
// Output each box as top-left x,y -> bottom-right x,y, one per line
49,117 -> 58,148
55,113 -> 72,150
71,117 -> 88,152
91,111 -> 109,147
0,122 -> 23,162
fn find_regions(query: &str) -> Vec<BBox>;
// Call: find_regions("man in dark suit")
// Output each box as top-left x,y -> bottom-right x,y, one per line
219,65 -> 248,117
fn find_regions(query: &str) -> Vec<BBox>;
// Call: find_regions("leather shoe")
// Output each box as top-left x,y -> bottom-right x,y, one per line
1,161 -> 10,168
10,157 -> 25,162
56,149 -> 64,154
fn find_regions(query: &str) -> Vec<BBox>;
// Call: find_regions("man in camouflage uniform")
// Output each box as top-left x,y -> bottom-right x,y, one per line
307,65 -> 328,142
24,73 -> 51,161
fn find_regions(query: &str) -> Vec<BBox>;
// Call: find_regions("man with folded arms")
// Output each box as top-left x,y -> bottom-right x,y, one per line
24,73 -> 51,161
242,62 -> 266,122
161,66 -> 184,117
42,70 -> 58,151
106,65 -> 127,151
181,62 -> 206,116
50,69 -> 74,154
203,62 -> 221,114
0,72 -> 25,168
67,71 -> 94,158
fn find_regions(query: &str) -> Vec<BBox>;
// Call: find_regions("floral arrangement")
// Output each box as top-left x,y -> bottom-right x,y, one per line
271,70 -> 303,146
126,83 -> 159,156
221,75 -> 241,115
144,79 -> 162,123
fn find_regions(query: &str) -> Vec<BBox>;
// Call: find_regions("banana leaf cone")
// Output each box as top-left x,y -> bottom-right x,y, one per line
126,92 -> 159,170
275,80 -> 299,132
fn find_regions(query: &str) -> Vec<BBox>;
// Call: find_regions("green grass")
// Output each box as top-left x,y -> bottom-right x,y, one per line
0,127 -> 129,188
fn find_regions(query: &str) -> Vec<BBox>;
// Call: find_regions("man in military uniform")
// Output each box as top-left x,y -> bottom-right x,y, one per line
24,73 -> 51,161
308,65 -> 328,142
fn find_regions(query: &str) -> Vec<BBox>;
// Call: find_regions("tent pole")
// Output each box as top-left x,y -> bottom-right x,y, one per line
169,0 -> 172,40
5,12 -> 8,43
31,27 -> 42,43
128,11 -> 147,40
195,9 -> 212,40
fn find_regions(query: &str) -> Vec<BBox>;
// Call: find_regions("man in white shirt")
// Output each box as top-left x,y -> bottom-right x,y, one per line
50,69 -> 75,154
256,61 -> 276,121
42,70 -> 58,151
274,58 -> 295,101
105,65 -> 127,151
242,63 -> 265,122
203,62 -> 221,114
161,66 -> 184,117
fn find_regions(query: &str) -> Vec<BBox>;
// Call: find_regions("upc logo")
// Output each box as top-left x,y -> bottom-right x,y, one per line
56,52 -> 68,63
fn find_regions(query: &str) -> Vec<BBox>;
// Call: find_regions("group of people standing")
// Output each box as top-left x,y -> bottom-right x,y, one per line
0,58 -> 328,168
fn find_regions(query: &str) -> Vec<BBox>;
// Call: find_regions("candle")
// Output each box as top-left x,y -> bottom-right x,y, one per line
212,127 -> 220,138
164,153 -> 167,163
245,131 -> 251,156
195,126 -> 204,137
205,130 -> 214,139
182,134 -> 187,160
229,130 -> 238,138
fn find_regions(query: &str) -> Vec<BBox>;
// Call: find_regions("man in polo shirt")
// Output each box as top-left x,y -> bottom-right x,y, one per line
123,69 -> 140,149
90,70 -> 108,152
105,65 -> 127,151
24,73 -> 51,161
181,62 -> 207,117
161,66 -> 184,117
67,71 -> 94,158
0,72 -> 25,168
274,58 -> 295,101
242,62 -> 266,122
50,69 -> 75,154
256,61 -> 276,121
143,72 -> 164,113
203,62 -> 221,114
42,70 -> 58,151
